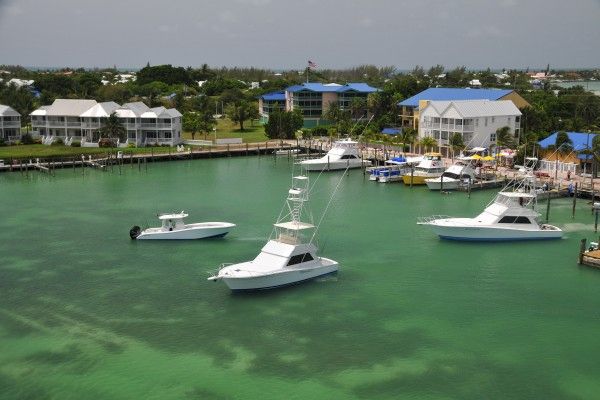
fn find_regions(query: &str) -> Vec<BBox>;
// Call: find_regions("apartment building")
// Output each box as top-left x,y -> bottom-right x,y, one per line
419,100 -> 522,148
30,99 -> 182,147
0,105 -> 21,142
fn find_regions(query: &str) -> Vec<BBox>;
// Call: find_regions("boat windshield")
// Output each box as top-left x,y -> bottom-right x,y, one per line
442,172 -> 460,180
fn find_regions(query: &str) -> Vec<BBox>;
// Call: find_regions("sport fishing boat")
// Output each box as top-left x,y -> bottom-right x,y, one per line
298,138 -> 370,171
401,152 -> 445,185
130,212 -> 235,240
424,156 -> 476,190
208,173 -> 339,291
418,159 -> 563,241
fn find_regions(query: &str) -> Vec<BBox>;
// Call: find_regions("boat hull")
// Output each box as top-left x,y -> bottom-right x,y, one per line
402,174 -> 436,185
425,178 -> 461,190
426,223 -> 563,241
300,159 -> 368,171
218,260 -> 339,291
136,223 -> 235,240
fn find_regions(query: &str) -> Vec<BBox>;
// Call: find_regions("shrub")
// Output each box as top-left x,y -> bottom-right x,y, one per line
0,138 -> 6,147
127,142 -> 136,148
71,141 -> 81,147
12,140 -> 22,146
51,138 -> 64,146
99,138 -> 116,148
33,138 -> 42,144
21,133 -> 34,144
311,126 -> 328,137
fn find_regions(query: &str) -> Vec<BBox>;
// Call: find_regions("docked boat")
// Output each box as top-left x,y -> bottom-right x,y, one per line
418,160 -> 563,241
208,173 -> 339,291
298,138 -> 370,171
130,212 -> 235,240
424,157 -> 476,190
367,156 -> 422,183
274,148 -> 301,156
401,152 -> 445,185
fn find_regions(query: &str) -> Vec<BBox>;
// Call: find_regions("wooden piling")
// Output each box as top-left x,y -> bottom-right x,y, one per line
410,166 -> 414,188
579,239 -> 587,264
572,183 -> 578,219
546,194 -> 551,222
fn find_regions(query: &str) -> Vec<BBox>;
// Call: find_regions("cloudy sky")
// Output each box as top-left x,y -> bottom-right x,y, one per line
0,0 -> 598,70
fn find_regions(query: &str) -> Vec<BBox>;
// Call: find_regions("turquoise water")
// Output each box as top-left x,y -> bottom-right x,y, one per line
1,157 -> 600,399
555,80 -> 600,94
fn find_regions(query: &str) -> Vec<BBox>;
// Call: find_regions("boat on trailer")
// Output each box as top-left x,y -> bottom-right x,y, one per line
208,173 -> 339,291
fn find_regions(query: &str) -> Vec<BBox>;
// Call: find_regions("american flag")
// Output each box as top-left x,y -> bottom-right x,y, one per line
308,60 -> 317,69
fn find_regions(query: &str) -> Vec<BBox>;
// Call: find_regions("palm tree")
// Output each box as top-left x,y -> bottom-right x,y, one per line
98,112 -> 126,143
419,136 -> 437,153
449,132 -> 465,160
496,126 -> 515,149
398,127 -> 417,154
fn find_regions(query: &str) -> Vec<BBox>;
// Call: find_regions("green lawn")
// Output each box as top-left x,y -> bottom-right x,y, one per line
0,145 -> 179,160
182,118 -> 267,143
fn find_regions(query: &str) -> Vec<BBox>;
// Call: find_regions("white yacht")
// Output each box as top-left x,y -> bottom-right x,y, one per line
401,153 -> 445,185
130,212 -> 235,240
208,174 -> 339,291
418,160 -> 563,241
299,138 -> 370,171
425,157 -> 476,190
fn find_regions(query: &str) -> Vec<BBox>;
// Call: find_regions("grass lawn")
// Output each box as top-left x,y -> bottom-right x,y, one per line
182,118 -> 267,143
0,145 -> 178,160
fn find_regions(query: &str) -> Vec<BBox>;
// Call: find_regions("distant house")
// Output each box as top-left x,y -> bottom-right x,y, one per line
419,99 -> 522,149
7,78 -> 34,88
281,82 -> 379,127
538,131 -> 598,171
0,105 -> 21,143
30,99 -> 182,147
398,87 -> 530,130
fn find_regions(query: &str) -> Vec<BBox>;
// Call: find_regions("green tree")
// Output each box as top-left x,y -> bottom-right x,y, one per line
449,132 -> 465,159
226,100 -> 254,131
398,127 -> 417,153
98,112 -> 126,142
419,136 -> 437,152
555,131 -> 573,154
264,109 -> 303,140
496,126 -> 515,148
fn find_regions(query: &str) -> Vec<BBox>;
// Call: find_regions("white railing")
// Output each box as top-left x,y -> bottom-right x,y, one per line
1,121 -> 21,128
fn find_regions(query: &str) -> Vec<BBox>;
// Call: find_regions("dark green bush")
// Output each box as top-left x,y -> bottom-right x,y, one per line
51,138 -> 64,146
71,140 -> 81,147
21,133 -> 34,144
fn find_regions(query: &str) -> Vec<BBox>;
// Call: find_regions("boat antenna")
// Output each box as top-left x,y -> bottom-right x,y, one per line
309,165 -> 350,244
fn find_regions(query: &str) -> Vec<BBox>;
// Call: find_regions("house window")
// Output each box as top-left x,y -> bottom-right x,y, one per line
475,119 -> 479,127
507,117 -> 511,124
485,118 -> 488,126
490,133 -> 496,142
491,117 -> 495,123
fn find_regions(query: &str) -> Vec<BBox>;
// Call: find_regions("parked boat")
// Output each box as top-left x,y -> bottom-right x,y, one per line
425,157 -> 477,190
418,159 -> 563,241
298,138 -> 370,171
130,212 -> 235,240
274,148 -> 300,156
401,152 -> 445,185
208,173 -> 339,291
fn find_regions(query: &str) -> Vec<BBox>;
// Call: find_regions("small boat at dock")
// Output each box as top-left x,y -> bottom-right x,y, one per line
130,212 -> 235,240
401,153 -> 445,185
425,156 -> 476,190
274,148 -> 301,156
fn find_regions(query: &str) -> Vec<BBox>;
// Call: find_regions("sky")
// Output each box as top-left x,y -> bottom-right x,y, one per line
0,0 -> 599,70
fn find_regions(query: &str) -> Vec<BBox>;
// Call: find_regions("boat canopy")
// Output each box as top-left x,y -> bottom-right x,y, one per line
274,221 -> 315,230
158,212 -> 188,220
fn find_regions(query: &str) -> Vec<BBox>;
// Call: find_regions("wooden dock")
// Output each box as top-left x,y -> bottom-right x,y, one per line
578,239 -> 600,269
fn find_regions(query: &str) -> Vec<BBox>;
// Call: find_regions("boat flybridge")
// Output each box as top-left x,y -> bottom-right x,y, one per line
418,158 -> 563,241
130,212 -> 235,240
299,138 -> 371,171
401,152 -> 445,185
208,173 -> 339,291
425,156 -> 477,190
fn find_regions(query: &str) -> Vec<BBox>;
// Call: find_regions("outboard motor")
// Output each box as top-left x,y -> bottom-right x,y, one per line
129,225 -> 142,240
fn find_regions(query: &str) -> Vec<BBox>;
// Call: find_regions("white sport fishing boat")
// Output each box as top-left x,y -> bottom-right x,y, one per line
424,157 -> 476,190
299,138 -> 370,171
208,173 -> 339,291
130,212 -> 235,240
418,158 -> 563,241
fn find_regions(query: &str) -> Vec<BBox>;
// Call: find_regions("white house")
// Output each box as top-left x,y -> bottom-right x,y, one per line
30,99 -> 182,147
419,100 -> 522,149
0,105 -> 21,142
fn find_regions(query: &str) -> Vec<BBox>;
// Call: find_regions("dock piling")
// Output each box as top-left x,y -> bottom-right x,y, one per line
579,239 -> 587,264
572,183 -> 578,219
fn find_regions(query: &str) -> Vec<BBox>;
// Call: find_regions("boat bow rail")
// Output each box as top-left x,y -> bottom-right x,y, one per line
417,215 -> 451,225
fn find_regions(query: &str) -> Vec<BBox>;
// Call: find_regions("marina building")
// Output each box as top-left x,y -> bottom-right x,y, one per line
0,105 -> 21,143
419,99 -> 522,148
399,88 -> 529,130
30,99 -> 182,147
258,91 -> 286,124
260,82 -> 380,128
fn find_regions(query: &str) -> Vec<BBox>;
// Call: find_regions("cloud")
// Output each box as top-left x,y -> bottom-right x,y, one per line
218,10 -> 238,23
235,0 -> 271,5
358,17 -> 374,27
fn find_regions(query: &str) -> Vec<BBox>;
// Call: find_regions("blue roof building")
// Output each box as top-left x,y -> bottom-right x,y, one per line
258,91 -> 286,124
284,82 -> 379,128
538,131 -> 598,160
398,87 -> 530,131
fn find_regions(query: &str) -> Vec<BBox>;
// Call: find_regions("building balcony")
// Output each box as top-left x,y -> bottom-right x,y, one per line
47,121 -> 66,128
81,122 -> 101,128
1,121 -> 21,128
67,121 -> 81,127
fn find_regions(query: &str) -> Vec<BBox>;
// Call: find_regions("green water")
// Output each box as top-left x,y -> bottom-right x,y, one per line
1,157 -> 600,399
